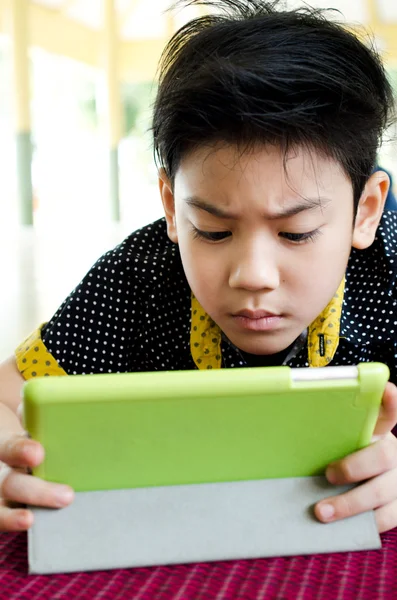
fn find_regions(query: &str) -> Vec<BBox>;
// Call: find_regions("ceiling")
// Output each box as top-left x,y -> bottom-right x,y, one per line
2,0 -> 396,81
31,0 -> 397,38
31,0 -> 205,40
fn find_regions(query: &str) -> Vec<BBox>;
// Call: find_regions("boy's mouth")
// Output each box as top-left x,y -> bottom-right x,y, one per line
234,309 -> 279,319
231,309 -> 283,332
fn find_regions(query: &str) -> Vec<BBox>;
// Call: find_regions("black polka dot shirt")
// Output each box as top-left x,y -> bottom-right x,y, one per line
42,211 -> 397,384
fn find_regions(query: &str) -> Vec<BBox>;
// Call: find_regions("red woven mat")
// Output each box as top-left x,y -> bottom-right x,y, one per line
0,530 -> 396,600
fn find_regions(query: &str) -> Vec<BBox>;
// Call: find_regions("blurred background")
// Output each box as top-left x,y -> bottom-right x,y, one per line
1,0 -> 397,359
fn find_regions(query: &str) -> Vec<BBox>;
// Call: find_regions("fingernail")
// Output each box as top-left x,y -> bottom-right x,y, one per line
16,511 -> 32,529
22,441 -> 44,463
326,467 -> 337,484
54,487 -> 74,507
318,503 -> 335,521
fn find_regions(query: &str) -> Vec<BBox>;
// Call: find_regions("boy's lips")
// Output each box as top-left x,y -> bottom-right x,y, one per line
234,309 -> 280,319
231,309 -> 283,332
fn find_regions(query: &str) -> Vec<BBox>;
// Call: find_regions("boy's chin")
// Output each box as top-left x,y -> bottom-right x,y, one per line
225,331 -> 300,357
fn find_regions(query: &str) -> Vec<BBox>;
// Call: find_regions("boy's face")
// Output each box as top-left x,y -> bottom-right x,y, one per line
160,143 -> 386,355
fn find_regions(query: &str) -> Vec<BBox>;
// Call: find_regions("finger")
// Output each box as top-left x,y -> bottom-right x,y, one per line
325,433 -> 397,485
373,382 -> 397,437
1,471 -> 74,509
375,498 -> 397,533
0,500 -> 34,532
315,468 -> 397,524
0,434 -> 44,469
16,403 -> 24,426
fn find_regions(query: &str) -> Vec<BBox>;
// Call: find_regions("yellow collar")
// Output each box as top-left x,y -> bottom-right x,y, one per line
190,278 -> 345,370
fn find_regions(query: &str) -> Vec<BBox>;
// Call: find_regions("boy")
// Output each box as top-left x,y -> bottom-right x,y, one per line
1,0 -> 397,534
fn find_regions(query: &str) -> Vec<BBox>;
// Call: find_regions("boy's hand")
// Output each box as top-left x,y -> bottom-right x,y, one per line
314,382 -> 397,533
0,407 -> 74,531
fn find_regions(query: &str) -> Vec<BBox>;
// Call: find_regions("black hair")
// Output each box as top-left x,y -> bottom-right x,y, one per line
152,0 -> 395,210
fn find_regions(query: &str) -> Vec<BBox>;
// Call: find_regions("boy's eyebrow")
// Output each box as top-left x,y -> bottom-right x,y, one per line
185,196 -> 331,220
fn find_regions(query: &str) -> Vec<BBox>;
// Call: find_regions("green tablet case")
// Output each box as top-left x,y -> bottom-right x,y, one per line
23,362 -> 389,492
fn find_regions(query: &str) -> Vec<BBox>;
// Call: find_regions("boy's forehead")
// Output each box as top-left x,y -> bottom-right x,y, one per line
175,143 -> 349,202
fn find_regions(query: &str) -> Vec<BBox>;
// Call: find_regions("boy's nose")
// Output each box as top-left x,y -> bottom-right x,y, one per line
228,248 -> 280,292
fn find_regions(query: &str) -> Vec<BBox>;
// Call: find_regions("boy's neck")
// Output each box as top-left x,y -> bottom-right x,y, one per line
224,330 -> 308,368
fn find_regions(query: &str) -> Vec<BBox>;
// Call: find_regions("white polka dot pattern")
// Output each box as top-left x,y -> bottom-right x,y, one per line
42,212 -> 397,382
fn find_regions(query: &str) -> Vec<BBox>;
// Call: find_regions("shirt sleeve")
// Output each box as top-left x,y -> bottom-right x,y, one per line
44,246 -> 143,375
15,324 -> 67,380
17,243 -> 145,376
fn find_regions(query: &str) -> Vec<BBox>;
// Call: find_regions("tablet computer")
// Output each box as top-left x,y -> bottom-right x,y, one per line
22,362 -> 389,492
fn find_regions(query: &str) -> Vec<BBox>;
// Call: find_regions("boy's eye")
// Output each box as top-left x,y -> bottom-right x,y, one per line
279,230 -> 320,243
192,227 -> 232,242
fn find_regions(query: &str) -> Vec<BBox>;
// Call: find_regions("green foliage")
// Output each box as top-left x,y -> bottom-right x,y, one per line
79,93 -> 98,128
122,81 -> 157,136
77,79 -> 157,136
388,69 -> 397,96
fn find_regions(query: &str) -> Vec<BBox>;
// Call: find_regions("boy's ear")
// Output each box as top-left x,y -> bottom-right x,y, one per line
158,168 -> 178,243
352,170 -> 390,250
